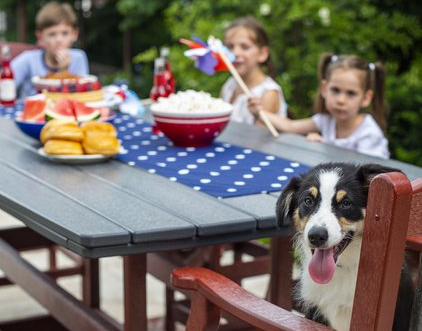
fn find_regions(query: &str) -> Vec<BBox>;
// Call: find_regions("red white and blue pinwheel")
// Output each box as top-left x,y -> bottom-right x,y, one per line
180,36 -> 235,75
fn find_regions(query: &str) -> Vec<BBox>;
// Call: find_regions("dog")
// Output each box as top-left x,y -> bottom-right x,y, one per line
276,162 -> 414,331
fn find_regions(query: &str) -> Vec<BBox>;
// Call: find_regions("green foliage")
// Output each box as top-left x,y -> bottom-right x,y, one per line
133,48 -> 159,64
386,51 -> 422,164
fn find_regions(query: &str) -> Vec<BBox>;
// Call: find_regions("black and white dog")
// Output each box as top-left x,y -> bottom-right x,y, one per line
276,162 -> 413,331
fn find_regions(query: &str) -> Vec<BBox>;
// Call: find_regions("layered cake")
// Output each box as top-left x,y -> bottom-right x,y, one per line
32,71 -> 104,102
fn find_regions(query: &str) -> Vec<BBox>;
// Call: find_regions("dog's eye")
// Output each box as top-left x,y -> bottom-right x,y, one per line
340,199 -> 352,209
304,197 -> 314,206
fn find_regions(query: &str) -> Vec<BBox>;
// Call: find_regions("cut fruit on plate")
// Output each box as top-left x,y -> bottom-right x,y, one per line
22,98 -> 47,122
45,99 -> 101,122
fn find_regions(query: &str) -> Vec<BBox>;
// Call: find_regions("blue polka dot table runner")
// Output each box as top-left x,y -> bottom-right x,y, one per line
114,114 -> 309,198
1,106 -> 309,199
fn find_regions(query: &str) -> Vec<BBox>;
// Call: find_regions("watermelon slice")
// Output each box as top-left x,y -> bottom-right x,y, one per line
22,99 -> 47,122
45,98 -> 100,122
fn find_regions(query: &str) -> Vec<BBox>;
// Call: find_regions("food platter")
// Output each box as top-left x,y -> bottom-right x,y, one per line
38,147 -> 114,165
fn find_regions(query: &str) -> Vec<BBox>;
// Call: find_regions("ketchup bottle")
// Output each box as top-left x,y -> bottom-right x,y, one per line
0,44 -> 16,106
150,57 -> 170,101
160,47 -> 175,94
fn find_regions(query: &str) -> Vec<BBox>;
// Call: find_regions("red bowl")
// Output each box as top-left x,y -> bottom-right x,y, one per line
150,104 -> 232,147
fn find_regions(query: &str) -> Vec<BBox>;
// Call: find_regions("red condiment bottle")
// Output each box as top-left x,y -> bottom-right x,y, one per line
160,47 -> 175,94
0,44 -> 16,106
150,57 -> 170,101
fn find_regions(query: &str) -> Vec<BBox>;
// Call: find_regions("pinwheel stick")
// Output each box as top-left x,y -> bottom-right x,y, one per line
212,38 -> 279,137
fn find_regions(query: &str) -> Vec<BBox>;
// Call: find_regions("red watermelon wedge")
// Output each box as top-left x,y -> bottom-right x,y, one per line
45,99 -> 101,122
22,99 -> 47,122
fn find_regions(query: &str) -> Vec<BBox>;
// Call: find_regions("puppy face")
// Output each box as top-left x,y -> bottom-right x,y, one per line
276,162 -> 400,284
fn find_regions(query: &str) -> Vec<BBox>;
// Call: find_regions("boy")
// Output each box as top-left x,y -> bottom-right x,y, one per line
11,1 -> 89,99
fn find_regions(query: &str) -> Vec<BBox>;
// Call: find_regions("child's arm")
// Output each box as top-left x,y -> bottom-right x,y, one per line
55,49 -> 71,71
306,132 -> 325,142
248,96 -> 317,134
253,91 -> 280,127
68,50 -> 89,75
261,90 -> 280,114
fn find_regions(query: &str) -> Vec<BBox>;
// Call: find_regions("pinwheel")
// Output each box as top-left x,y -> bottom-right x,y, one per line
180,36 -> 279,137
179,36 -> 233,75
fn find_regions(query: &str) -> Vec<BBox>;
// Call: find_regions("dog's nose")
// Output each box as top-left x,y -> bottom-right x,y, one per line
308,226 -> 328,247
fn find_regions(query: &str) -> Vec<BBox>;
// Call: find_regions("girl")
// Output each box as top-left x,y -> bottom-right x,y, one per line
249,53 -> 390,159
221,16 -> 287,126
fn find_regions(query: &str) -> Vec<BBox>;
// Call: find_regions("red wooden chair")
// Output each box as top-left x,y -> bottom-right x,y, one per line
172,172 -> 422,331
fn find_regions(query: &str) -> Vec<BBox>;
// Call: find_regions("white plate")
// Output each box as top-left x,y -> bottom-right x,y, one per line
38,148 -> 113,164
86,86 -> 124,109
85,94 -> 123,109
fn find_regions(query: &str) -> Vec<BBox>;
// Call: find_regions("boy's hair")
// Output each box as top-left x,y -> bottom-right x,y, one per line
313,53 -> 387,131
224,16 -> 275,77
36,1 -> 78,31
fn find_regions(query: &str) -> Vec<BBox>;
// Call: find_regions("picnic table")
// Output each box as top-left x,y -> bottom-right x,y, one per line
0,109 -> 421,331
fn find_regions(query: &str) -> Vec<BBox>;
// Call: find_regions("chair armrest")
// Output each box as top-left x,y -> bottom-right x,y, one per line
407,234 -> 422,252
171,266 -> 335,331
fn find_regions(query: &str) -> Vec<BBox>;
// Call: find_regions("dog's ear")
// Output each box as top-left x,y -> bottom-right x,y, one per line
357,163 -> 402,187
276,176 -> 301,226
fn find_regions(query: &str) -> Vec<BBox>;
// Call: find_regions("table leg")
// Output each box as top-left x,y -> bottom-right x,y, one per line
269,236 -> 294,310
123,254 -> 147,331
83,257 -> 100,308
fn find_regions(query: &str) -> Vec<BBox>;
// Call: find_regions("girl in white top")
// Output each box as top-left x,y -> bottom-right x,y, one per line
249,53 -> 390,159
220,17 -> 287,126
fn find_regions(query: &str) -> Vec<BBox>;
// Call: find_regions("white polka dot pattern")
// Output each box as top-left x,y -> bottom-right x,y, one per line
113,113 -> 309,198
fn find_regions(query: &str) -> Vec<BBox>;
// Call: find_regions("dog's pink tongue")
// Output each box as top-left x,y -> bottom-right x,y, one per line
308,248 -> 336,284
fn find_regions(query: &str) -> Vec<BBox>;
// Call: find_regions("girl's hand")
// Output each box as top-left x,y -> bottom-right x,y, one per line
247,96 -> 263,118
306,132 -> 325,143
55,49 -> 71,71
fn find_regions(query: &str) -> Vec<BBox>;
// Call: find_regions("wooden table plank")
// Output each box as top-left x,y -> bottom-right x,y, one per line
85,162 -> 259,237
67,226 -> 292,258
223,194 -> 279,229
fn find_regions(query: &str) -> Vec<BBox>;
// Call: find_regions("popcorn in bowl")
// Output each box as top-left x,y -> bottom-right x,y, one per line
150,90 -> 233,147
151,90 -> 232,117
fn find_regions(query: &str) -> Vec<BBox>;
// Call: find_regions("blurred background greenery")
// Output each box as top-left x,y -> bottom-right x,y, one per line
1,0 -> 421,165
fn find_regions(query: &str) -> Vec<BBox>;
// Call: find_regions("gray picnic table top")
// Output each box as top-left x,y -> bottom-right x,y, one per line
1,116 -> 421,259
